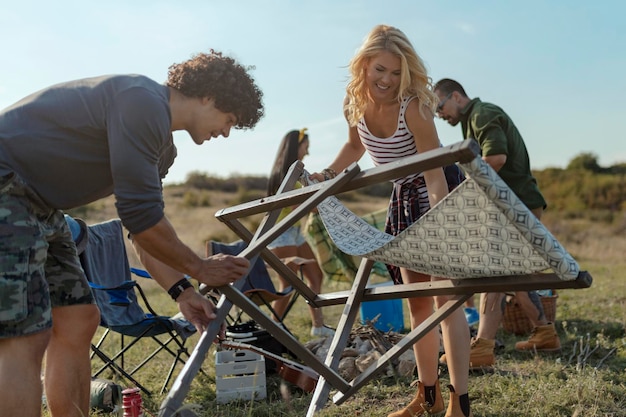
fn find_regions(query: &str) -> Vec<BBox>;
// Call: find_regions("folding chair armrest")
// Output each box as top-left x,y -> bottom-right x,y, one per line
88,280 -> 137,291
130,267 -> 192,283
88,280 -> 137,306
127,269 -> 189,318
130,267 -> 153,279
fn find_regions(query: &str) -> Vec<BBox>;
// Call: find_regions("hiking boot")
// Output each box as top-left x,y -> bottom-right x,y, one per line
515,323 -> 561,352
388,380 -> 444,417
444,385 -> 473,417
439,337 -> 495,369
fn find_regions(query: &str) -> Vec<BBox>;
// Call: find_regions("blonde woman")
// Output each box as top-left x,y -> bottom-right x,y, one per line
312,25 -> 472,417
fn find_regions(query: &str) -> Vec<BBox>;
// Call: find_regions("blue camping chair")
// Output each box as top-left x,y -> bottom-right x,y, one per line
206,240 -> 301,327
70,217 -> 196,396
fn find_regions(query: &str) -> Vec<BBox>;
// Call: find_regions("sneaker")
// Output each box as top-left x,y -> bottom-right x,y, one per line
310,325 -> 335,337
515,323 -> 561,352
463,307 -> 480,327
439,337 -> 495,369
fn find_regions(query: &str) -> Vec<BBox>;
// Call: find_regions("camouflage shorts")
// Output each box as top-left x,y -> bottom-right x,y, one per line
0,172 -> 94,338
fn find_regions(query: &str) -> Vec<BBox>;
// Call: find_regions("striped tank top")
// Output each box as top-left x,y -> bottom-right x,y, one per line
357,96 -> 422,185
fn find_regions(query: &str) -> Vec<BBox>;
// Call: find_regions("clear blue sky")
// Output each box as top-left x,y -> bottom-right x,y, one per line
1,0 -> 623,184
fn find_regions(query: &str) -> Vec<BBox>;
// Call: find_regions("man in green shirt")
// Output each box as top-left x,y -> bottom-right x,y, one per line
433,78 -> 560,369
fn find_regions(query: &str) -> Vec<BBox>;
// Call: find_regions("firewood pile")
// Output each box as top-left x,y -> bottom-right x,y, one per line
304,315 -> 416,381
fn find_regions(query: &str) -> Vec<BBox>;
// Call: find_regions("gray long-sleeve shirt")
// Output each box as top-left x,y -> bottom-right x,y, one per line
0,74 -> 176,234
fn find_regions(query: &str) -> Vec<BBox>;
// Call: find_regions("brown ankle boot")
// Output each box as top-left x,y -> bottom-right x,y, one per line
445,385 -> 473,417
515,323 -> 561,352
439,337 -> 495,369
388,380 -> 445,417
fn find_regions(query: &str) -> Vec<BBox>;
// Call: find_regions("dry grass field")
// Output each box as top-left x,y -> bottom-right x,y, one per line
57,186 -> 626,417
76,186 -> 391,268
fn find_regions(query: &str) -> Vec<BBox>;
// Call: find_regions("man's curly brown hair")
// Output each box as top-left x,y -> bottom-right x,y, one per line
166,50 -> 264,129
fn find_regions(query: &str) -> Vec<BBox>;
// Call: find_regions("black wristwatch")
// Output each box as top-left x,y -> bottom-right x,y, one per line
167,278 -> 193,301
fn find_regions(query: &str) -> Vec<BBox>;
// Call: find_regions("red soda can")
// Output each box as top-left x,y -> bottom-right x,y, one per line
122,387 -> 143,417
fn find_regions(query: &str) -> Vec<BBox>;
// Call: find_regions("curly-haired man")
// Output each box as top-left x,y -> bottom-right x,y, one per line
0,50 -> 264,417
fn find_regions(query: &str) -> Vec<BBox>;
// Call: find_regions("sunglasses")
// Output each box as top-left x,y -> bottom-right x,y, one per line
436,93 -> 452,113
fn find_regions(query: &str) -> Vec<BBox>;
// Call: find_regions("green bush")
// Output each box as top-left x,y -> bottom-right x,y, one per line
182,190 -> 211,207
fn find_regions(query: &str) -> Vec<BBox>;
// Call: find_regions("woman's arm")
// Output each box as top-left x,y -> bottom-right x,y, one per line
405,100 -> 448,206
310,101 -> 366,182
325,125 -> 366,174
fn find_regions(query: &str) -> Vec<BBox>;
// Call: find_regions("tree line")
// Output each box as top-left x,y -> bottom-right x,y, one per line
173,152 -> 625,220
535,153 -> 625,220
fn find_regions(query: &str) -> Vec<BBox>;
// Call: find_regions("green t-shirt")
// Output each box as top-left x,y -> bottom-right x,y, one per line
460,98 -> 546,210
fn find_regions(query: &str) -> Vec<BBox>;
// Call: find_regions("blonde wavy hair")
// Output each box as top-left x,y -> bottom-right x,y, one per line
344,25 -> 437,127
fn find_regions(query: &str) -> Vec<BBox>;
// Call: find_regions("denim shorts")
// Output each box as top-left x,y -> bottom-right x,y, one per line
0,172 -> 94,338
267,225 -> 306,249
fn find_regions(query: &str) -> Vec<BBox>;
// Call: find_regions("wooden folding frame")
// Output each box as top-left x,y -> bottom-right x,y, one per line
158,139 -> 593,417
